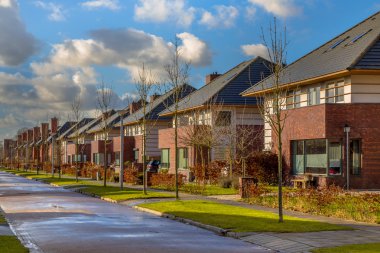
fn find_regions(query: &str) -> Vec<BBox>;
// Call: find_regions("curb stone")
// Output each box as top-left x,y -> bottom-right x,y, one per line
134,206 -> 229,236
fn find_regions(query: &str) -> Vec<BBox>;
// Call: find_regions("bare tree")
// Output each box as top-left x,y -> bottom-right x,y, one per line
71,95 -> 84,182
96,81 -> 114,187
133,64 -> 158,194
178,99 -> 231,191
256,17 -> 289,223
163,37 -> 191,199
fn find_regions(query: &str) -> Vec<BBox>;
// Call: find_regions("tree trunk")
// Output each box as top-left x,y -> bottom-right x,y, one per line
143,123 -> 147,195
103,139 -> 107,187
76,140 -> 79,182
174,112 -> 179,199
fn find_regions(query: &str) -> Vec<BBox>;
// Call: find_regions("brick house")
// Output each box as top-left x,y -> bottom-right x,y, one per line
86,110 -> 123,167
47,118 -> 76,168
242,11 -> 380,189
57,118 -> 94,165
2,139 -> 17,166
113,85 -> 196,169
158,57 -> 272,176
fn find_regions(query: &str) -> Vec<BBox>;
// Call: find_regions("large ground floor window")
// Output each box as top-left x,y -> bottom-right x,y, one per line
177,147 -> 188,169
115,152 -> 120,166
93,153 -> 104,165
292,139 -> 342,176
161,149 -> 170,169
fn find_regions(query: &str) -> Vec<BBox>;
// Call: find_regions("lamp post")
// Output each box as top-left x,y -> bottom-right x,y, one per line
344,124 -> 350,190
51,135 -> 55,177
10,143 -> 13,169
119,110 -> 127,190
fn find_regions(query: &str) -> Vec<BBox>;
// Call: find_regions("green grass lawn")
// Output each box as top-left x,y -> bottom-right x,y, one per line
0,236 -> 29,253
138,200 -> 353,233
0,214 -> 6,224
80,185 -> 174,201
311,243 -> 380,253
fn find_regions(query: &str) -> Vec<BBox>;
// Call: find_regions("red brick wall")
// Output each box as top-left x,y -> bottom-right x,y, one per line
158,126 -> 200,174
91,140 -> 114,164
112,136 -> 135,163
277,103 -> 380,189
67,143 -> 91,163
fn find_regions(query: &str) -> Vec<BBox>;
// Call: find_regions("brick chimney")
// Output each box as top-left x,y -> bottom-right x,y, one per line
27,129 -> 33,143
22,132 -> 27,143
149,94 -> 160,102
33,127 -> 40,141
41,123 -> 49,140
50,117 -> 58,134
205,72 -> 221,85
129,100 -> 146,114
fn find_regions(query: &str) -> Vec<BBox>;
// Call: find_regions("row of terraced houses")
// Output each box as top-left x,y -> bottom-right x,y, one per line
2,12 -> 380,189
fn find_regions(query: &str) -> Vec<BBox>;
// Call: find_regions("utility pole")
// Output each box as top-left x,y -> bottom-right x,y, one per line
51,135 -> 55,177
120,112 -> 124,190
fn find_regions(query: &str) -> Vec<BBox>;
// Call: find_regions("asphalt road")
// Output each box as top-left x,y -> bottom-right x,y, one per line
0,171 -> 268,253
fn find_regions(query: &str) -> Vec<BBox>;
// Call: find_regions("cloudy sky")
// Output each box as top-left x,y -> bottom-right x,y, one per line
0,0 -> 379,141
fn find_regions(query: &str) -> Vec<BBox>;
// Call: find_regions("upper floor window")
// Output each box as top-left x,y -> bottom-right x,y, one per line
326,81 -> 344,103
308,87 -> 320,106
286,90 -> 301,109
215,111 -> 231,126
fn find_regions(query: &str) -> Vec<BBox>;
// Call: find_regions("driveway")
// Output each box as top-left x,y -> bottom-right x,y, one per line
0,171 -> 268,253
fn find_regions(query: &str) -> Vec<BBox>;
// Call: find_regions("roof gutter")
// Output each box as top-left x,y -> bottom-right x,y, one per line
242,70 -> 350,97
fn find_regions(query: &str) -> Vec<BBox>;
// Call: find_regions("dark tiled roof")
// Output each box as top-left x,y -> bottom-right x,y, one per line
47,122 -> 76,142
118,84 -> 196,125
160,57 -> 272,115
86,110 -> 126,133
57,118 -> 94,140
242,11 -> 380,95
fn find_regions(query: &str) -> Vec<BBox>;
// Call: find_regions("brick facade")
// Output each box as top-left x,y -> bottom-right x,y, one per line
112,136 -> 135,163
67,143 -> 91,164
279,103 -> 380,189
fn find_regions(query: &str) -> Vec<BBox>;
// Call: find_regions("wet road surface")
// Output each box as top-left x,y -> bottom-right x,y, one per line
0,172 -> 268,253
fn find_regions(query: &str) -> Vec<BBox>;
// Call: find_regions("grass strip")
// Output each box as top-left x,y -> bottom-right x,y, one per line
311,243 -> 380,253
139,200 -> 353,233
0,236 -> 29,253
1,168 -> 173,201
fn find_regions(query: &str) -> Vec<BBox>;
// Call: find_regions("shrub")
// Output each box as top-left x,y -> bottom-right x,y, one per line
236,151 -> 279,184
151,173 -> 186,190
190,161 -> 225,184
123,165 -> 139,184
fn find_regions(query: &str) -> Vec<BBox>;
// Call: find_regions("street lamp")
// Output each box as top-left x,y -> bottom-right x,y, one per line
344,124 -> 350,190
119,110 -> 128,190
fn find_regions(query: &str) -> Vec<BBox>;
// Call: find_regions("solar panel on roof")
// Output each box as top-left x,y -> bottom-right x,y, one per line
346,29 -> 372,46
331,36 -> 349,49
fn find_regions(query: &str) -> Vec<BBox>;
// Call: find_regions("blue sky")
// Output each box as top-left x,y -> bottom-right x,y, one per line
0,0 -> 379,141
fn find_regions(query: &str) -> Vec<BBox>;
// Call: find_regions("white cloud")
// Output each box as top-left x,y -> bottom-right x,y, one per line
32,29 -> 211,80
177,32 -> 212,66
0,0 -> 37,66
241,43 -> 270,60
134,0 -> 195,27
0,0 -> 15,8
200,5 -> 239,29
34,1 -> 66,21
81,0 -> 120,11
245,6 -> 256,20
248,0 -> 301,17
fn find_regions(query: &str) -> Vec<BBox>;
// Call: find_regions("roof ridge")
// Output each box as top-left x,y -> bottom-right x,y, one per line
207,57 -> 266,103
280,10 -> 380,72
